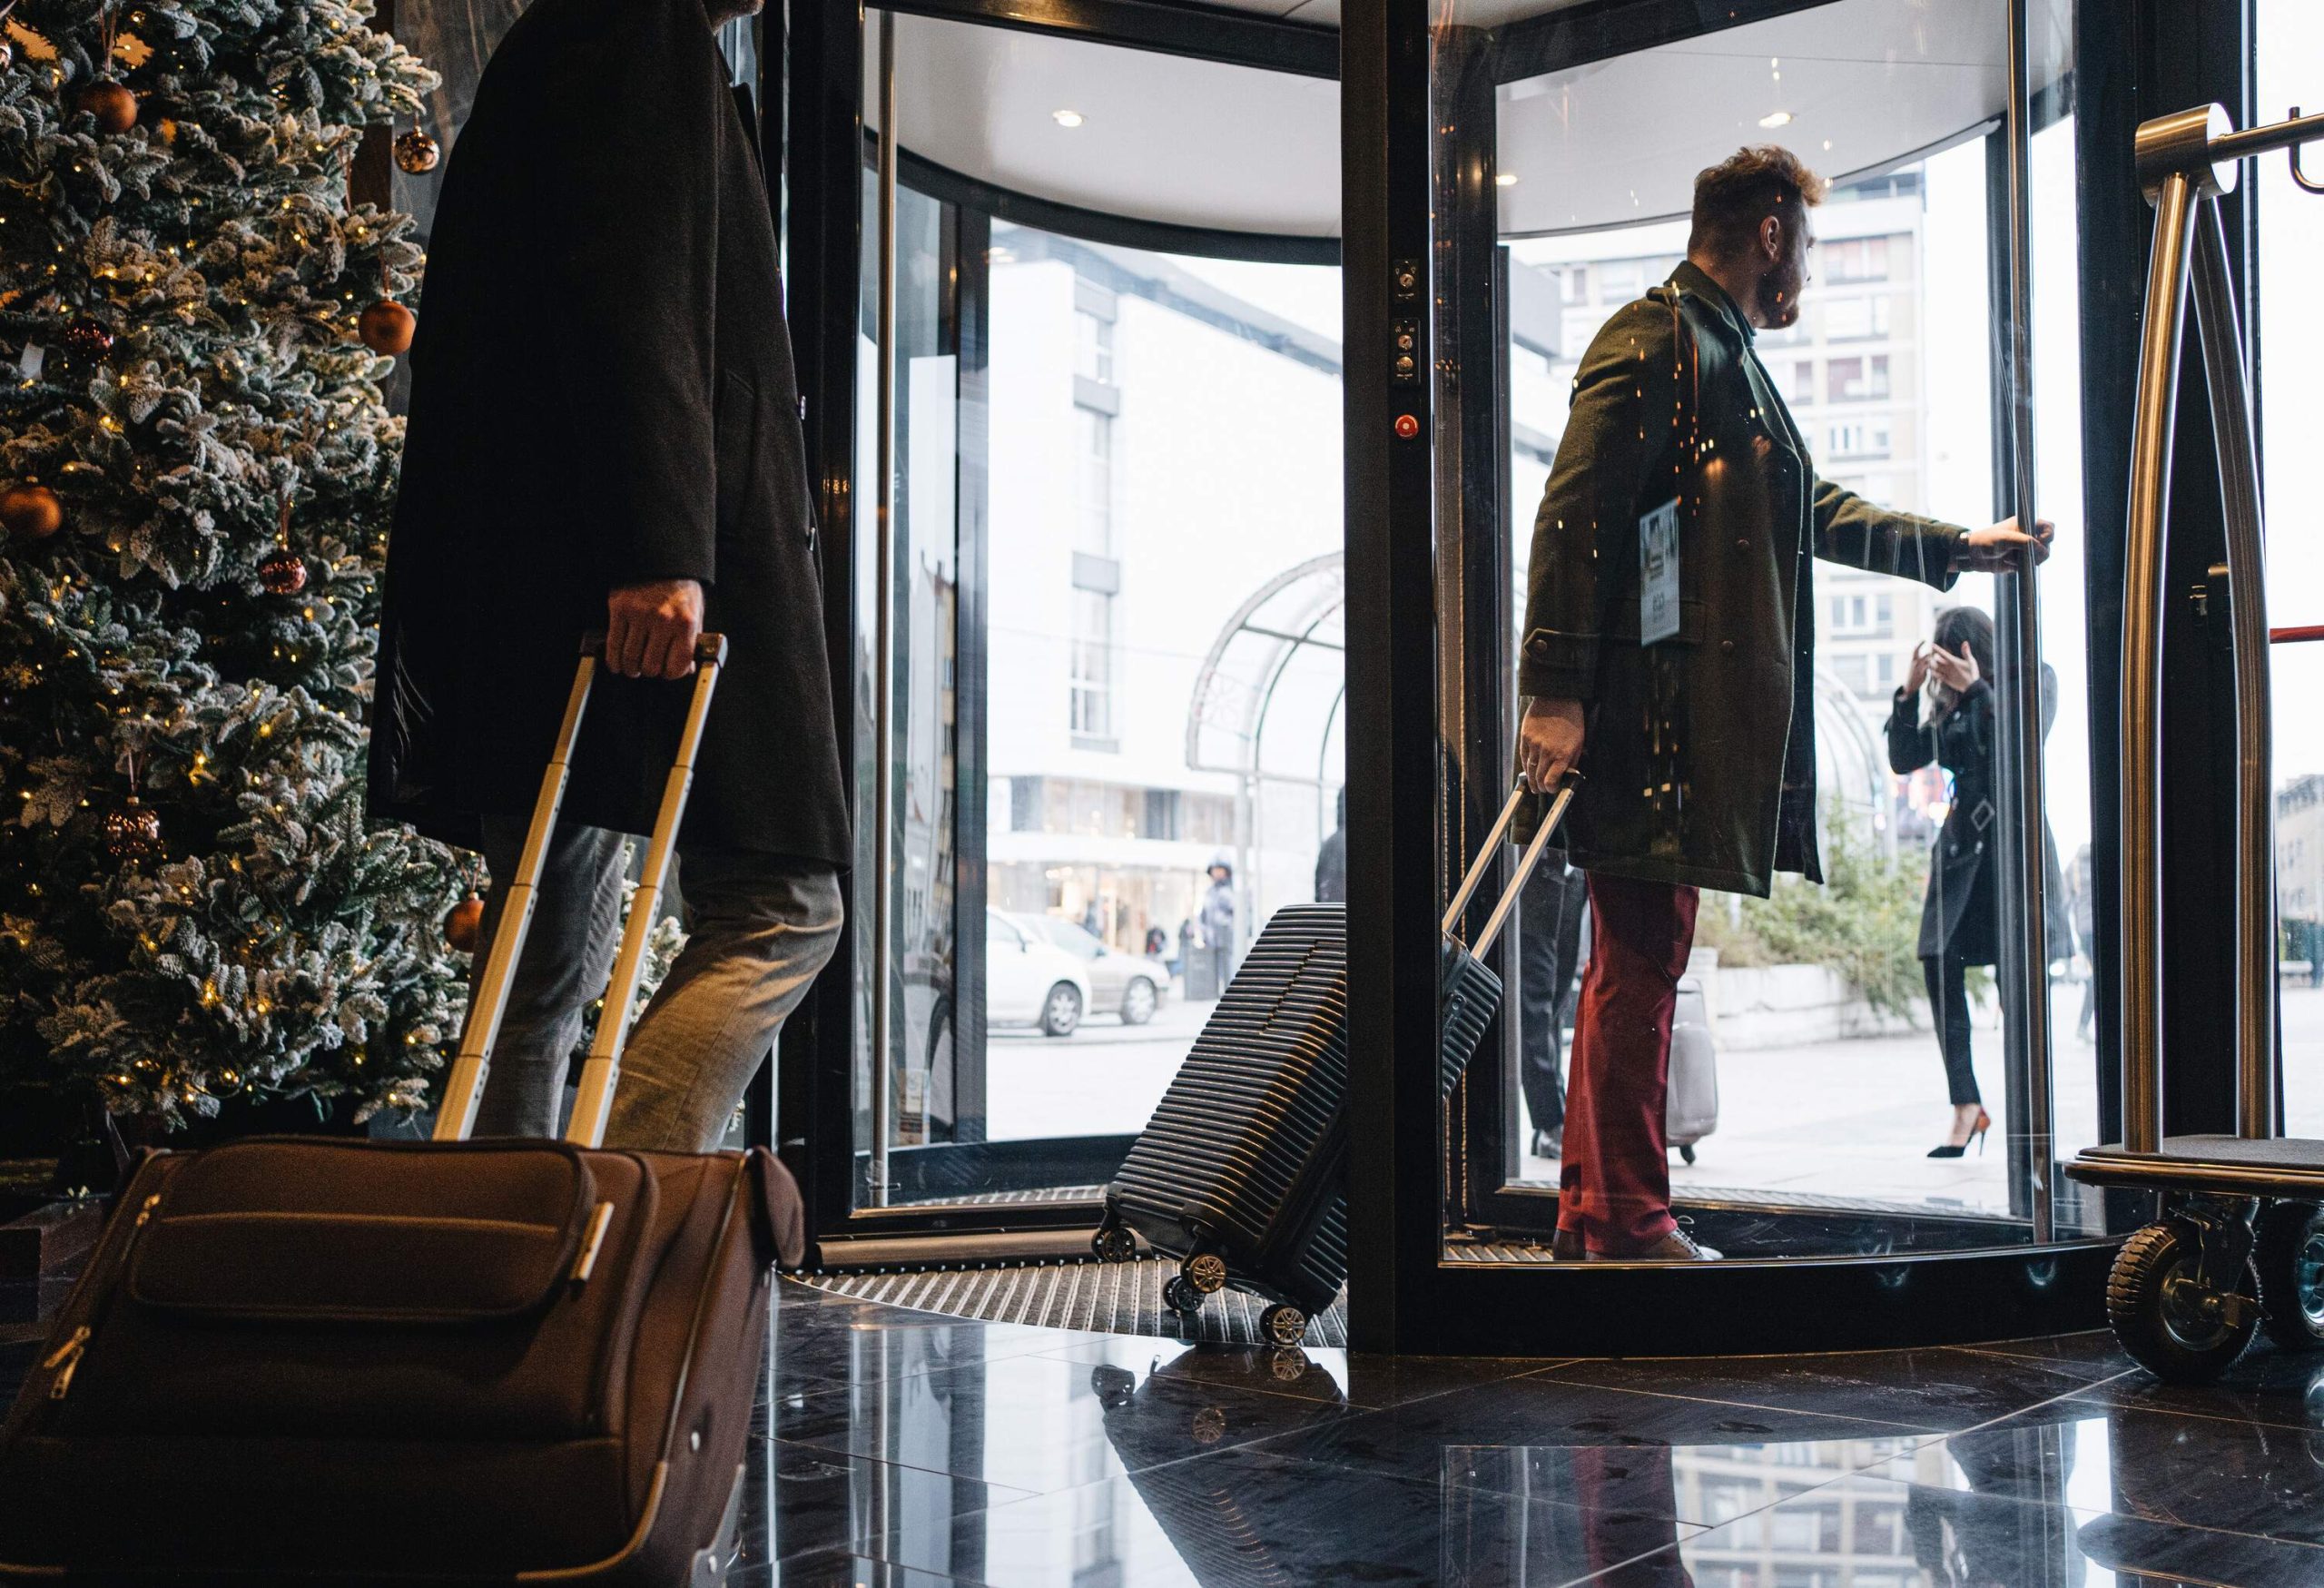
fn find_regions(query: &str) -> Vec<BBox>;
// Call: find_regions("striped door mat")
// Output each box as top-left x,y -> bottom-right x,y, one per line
794,1257 -> 1349,1348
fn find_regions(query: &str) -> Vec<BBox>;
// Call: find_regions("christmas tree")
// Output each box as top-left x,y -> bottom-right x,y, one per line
0,0 -> 475,1139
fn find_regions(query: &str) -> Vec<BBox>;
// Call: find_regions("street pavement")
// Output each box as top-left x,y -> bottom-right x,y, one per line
987,981 -> 2324,1220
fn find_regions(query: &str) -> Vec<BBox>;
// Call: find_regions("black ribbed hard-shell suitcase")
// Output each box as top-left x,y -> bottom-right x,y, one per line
1439,774 -> 1581,1097
1092,906 -> 1347,1347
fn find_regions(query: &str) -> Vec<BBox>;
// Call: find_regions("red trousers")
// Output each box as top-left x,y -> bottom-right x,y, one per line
1557,873 -> 1699,1255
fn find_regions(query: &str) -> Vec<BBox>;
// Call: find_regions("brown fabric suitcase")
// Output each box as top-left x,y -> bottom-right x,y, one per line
0,635 -> 803,1585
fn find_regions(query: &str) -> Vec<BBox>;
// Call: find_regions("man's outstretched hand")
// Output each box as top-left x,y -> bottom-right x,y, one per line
607,578 -> 704,680
1963,515 -> 2056,570
1518,696 -> 1587,794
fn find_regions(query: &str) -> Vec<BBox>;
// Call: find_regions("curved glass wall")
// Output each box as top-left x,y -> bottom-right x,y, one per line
1435,0 -> 2104,1262
844,13 -> 1344,1217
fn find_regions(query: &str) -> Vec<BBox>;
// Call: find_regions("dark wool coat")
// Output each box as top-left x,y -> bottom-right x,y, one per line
1886,672 -> 2073,963
1518,262 -> 1963,897
367,0 -> 849,865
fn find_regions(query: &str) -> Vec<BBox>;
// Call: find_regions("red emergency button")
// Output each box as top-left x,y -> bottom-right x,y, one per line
1393,413 -> 1420,439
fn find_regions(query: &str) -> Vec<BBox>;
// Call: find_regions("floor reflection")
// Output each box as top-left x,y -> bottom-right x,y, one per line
748,1280 -> 2324,1586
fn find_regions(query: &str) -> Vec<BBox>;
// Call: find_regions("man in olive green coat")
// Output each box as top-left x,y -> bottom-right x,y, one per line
1515,147 -> 2052,1261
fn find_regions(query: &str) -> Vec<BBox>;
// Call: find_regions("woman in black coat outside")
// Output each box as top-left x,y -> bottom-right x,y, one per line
1887,606 -> 2068,1158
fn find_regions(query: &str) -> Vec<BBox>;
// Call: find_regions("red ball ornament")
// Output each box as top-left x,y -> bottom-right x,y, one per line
0,485 -> 63,540
357,301 -> 415,355
445,893 -> 485,953
81,81 -> 139,136
258,549 -> 307,595
63,318 -> 113,361
392,129 -> 440,174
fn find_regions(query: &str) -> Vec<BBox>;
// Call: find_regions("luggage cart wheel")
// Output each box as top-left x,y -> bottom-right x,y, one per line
1091,1223 -> 1137,1264
1258,1304 -> 1307,1348
1184,1251 -> 1228,1295
1679,1145 -> 1697,1166
1162,1275 -> 1206,1317
2106,1220 -> 2260,1384
2256,1200 -> 2324,1353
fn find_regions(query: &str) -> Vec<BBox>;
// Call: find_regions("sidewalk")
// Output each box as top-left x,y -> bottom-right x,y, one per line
984,982 -> 2324,1219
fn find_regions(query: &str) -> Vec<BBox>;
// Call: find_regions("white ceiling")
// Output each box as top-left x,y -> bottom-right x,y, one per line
873,1 -> 2043,242
872,14 -> 1342,237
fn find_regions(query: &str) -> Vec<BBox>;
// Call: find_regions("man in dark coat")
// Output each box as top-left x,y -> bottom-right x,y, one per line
1514,147 -> 2052,1260
368,0 -> 849,1149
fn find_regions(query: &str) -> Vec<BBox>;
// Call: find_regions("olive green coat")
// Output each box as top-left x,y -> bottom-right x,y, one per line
1518,262 -> 1964,897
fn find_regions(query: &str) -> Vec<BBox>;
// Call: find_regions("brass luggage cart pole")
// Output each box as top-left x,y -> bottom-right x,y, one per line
2066,104 -> 2324,1383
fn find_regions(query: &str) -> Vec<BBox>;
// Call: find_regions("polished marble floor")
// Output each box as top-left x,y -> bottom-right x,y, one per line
747,1277 -> 2324,1587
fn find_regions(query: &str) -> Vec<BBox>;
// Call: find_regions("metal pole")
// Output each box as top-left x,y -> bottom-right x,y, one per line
2000,0 -> 2052,1238
2188,202 -> 2277,1140
2119,168 -> 2197,1156
869,6 -> 898,1206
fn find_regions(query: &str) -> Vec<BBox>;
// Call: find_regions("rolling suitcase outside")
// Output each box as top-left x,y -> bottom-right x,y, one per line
1092,905 -> 1348,1348
0,633 -> 804,1586
1665,976 -> 1719,1164
1439,774 -> 1581,1098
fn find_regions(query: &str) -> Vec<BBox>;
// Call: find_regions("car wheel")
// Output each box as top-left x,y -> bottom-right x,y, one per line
1040,982 -> 1083,1038
1120,977 -> 1157,1026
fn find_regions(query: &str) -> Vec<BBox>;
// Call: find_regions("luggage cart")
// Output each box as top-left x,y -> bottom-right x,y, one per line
2063,104 -> 2324,1383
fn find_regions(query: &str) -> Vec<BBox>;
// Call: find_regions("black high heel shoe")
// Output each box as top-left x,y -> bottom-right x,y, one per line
1927,1108 -> 1992,1159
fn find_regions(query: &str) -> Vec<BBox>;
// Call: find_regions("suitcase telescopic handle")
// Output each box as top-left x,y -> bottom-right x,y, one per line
1440,772 -> 1581,959
433,631 -> 728,1145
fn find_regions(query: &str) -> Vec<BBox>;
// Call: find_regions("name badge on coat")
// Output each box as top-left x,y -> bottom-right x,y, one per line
1640,496 -> 1680,646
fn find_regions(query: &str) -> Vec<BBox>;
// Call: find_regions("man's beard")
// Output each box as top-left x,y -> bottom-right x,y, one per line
1755,265 -> 1806,329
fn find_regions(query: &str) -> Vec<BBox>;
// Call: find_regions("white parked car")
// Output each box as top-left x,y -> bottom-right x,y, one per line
985,910 -> 1093,1037
1009,913 -> 1174,1026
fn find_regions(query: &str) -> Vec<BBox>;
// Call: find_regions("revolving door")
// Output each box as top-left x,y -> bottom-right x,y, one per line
773,0 -> 2279,1354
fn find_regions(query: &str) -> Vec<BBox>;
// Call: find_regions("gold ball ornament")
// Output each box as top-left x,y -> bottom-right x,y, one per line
81,80 -> 139,135
103,796 -> 163,863
357,300 -> 415,355
257,549 -> 307,595
63,317 -> 113,361
0,484 -> 63,540
445,893 -> 485,953
392,129 -> 440,174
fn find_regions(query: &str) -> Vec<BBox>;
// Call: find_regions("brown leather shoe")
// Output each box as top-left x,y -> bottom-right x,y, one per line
1584,1228 -> 1722,1262
1551,1228 -> 1586,1262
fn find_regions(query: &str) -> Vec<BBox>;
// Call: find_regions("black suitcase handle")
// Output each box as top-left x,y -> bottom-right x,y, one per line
1441,772 -> 1580,959
433,632 -> 727,1145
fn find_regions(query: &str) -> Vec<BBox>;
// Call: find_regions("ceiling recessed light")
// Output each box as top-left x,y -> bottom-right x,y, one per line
1052,109 -> 1084,128
1495,172 -> 1520,187
1758,110 -> 1794,129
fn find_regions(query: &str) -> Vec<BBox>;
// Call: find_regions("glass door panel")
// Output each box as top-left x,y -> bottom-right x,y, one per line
1463,0 -> 2085,1257
2258,0 -> 2324,1129
852,12 -> 1343,1213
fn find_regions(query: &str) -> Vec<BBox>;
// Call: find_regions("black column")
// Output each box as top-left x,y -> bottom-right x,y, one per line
781,0 -> 866,1253
1342,0 -> 1440,1353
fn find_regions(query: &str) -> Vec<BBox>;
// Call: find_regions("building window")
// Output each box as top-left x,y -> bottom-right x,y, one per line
1876,593 -> 1894,631
1559,265 -> 1590,303
1827,353 -> 1891,402
1827,419 -> 1892,459
1823,294 -> 1892,340
1876,652 -> 1896,688
1599,259 -> 1643,301
1074,406 -> 1113,556
1075,308 -> 1115,384
1069,588 -> 1115,745
1790,360 -> 1816,403
1827,236 -> 1891,281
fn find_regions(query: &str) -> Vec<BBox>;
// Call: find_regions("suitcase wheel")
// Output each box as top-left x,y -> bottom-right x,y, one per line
1091,1223 -> 1137,1264
1163,1275 -> 1206,1317
1679,1144 -> 1697,1166
1259,1304 -> 1307,1348
1183,1250 -> 1228,1295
